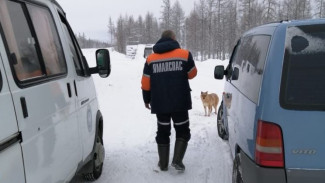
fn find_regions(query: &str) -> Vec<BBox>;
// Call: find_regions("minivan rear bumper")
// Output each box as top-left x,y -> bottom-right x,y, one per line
240,151 -> 286,183
286,169 -> 325,183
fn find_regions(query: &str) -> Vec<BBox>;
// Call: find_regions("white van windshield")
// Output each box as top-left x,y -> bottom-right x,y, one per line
281,24 -> 325,110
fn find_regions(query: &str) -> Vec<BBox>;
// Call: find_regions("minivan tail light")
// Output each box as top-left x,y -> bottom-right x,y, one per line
255,120 -> 284,168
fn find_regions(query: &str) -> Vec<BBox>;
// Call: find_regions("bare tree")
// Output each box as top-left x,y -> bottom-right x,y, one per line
277,1 -> 285,20
205,0 -> 215,59
300,0 -> 312,19
161,0 -> 172,30
145,12 -> 159,44
214,0 -> 229,59
109,0 -> 322,59
224,0 -> 239,55
262,0 -> 277,23
254,3 -> 265,26
197,0 -> 209,60
282,0 -> 312,20
185,9 -> 200,59
315,0 -> 325,18
239,0 -> 257,32
171,0 -> 185,45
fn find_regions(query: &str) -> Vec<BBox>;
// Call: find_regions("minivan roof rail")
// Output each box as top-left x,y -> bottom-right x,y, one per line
266,20 -> 290,24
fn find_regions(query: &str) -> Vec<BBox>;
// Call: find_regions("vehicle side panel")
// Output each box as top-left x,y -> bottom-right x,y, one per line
224,82 -> 256,159
0,37 -> 25,183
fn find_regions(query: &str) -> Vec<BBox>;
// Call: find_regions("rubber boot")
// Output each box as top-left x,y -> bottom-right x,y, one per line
171,138 -> 188,171
157,144 -> 169,171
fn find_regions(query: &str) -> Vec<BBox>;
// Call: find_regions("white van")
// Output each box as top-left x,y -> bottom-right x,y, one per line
0,0 -> 110,182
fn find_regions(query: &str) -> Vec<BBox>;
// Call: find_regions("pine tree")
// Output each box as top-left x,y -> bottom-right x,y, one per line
108,17 -> 115,45
116,16 -> 126,53
135,15 -> 145,44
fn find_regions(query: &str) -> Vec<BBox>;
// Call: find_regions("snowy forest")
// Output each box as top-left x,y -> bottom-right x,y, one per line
107,0 -> 325,60
75,33 -> 110,48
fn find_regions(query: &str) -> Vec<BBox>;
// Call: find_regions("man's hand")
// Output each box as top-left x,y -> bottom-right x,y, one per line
145,103 -> 151,110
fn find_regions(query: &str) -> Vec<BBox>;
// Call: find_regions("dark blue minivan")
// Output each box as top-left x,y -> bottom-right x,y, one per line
215,19 -> 325,183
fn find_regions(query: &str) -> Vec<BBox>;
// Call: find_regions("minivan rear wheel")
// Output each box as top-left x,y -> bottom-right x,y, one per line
232,153 -> 243,183
83,134 -> 105,181
217,103 -> 228,140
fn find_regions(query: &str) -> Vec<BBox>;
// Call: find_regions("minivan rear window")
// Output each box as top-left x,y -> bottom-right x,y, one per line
280,24 -> 325,110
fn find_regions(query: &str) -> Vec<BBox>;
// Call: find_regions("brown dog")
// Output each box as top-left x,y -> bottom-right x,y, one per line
200,91 -> 219,116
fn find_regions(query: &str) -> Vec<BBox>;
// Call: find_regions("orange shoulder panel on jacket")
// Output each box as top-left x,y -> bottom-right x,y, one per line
147,49 -> 189,64
188,66 -> 197,79
141,75 -> 150,91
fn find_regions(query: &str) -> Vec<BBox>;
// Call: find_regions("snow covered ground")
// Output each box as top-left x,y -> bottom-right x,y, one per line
71,48 -> 233,183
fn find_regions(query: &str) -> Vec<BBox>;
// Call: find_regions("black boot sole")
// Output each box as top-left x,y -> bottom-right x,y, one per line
171,163 -> 185,171
158,162 -> 168,171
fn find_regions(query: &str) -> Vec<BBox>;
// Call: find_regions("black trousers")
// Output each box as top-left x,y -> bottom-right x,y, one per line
155,111 -> 191,144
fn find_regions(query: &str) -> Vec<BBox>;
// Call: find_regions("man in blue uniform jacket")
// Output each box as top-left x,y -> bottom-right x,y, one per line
141,30 -> 197,171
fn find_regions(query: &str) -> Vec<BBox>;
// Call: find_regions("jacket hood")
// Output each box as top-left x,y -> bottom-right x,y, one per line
153,38 -> 180,54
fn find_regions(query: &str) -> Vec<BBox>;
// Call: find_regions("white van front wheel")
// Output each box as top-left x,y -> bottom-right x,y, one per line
83,135 -> 105,181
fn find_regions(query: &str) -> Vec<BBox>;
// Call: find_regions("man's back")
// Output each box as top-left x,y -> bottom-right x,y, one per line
142,38 -> 197,114
141,30 -> 197,172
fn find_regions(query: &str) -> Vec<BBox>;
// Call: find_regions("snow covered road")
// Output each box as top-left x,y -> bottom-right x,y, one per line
71,49 -> 232,183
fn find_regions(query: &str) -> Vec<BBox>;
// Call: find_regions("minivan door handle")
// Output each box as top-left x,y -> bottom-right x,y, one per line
67,83 -> 72,98
20,97 -> 28,118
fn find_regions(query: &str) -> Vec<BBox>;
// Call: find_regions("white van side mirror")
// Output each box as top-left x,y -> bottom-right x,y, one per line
214,65 -> 225,79
90,49 -> 111,78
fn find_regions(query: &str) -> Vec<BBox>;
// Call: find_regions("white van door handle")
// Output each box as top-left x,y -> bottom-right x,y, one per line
0,132 -> 22,153
67,83 -> 72,98
20,97 -> 28,118
73,80 -> 78,96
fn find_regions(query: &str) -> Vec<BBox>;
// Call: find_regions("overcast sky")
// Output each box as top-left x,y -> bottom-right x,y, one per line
56,0 -> 197,42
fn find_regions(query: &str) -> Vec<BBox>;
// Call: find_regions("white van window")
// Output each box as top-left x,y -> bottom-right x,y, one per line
27,4 -> 66,76
281,24 -> 325,110
231,35 -> 271,104
58,13 -> 83,76
0,0 -> 67,84
0,0 -> 43,81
